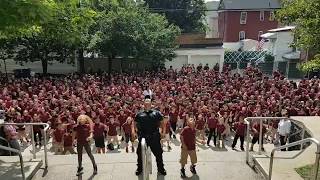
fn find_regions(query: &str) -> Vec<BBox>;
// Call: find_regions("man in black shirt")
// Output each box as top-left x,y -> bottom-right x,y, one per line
134,98 -> 166,176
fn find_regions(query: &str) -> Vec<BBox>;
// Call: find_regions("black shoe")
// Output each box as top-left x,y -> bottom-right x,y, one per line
93,166 -> 97,175
241,147 -> 245,151
180,168 -> 187,178
76,167 -> 83,176
190,165 -> 197,174
173,134 -> 176,139
158,169 -> 167,176
135,169 -> 142,176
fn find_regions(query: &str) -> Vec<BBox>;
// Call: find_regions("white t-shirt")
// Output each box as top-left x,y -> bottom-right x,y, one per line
143,89 -> 153,98
278,119 -> 291,136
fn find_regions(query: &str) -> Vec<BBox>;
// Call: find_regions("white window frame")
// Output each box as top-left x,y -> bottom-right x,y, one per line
240,12 -> 247,24
269,11 -> 275,21
239,31 -> 246,41
258,31 -> 263,40
260,11 -> 265,21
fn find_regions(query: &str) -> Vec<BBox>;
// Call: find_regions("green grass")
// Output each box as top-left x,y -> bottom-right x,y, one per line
296,164 -> 316,180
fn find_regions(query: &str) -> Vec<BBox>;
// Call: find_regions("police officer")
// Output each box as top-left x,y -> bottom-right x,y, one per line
134,98 -> 166,176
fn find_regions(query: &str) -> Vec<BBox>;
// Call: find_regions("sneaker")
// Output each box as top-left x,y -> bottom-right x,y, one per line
158,169 -> 167,176
76,167 -> 83,176
180,168 -> 187,178
135,169 -> 142,176
232,147 -> 236,150
93,166 -> 97,175
126,147 -> 129,153
168,146 -> 172,151
190,165 -> 197,174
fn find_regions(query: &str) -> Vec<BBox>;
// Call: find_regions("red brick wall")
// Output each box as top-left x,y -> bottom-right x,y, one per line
218,11 -> 278,42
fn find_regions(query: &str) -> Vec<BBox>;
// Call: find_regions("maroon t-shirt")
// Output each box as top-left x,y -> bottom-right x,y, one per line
195,119 -> 206,130
169,112 -> 178,124
122,121 -> 132,134
107,122 -> 119,136
235,122 -> 246,136
93,123 -> 105,138
63,134 -> 73,147
207,117 -> 218,129
53,128 -> 65,142
181,126 -> 196,151
74,124 -> 90,145
118,115 -> 127,126
217,123 -> 226,134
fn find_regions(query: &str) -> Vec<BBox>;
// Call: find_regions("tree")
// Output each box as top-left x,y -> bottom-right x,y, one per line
277,0 -> 320,72
0,39 -> 17,78
91,1 -> 180,75
0,0 -> 55,38
13,0 -> 96,74
144,0 -> 206,33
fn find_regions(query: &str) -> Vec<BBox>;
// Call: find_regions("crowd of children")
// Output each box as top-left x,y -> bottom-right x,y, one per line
0,64 -> 319,155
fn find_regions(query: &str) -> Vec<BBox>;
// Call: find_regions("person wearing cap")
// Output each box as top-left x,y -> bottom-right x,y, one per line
134,98 -> 166,176
277,109 -> 291,151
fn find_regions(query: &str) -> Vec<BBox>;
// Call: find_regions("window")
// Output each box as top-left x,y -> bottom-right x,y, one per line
258,31 -> 263,40
269,11 -> 275,21
240,12 -> 247,24
260,11 -> 265,21
239,31 -> 246,41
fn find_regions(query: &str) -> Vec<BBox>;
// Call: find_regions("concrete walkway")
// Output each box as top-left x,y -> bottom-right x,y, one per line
30,136 -> 263,180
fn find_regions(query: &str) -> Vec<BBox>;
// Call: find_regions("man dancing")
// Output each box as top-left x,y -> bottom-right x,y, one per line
134,98 -> 166,176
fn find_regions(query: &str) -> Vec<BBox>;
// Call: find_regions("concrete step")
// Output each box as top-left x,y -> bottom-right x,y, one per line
0,156 -> 42,180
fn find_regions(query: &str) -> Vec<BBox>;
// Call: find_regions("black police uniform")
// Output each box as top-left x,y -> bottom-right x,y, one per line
135,109 -> 165,174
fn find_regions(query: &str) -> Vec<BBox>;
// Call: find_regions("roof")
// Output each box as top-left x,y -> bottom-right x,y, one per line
283,51 -> 301,60
260,32 -> 276,39
268,26 -> 295,32
206,0 -> 220,10
219,0 -> 281,10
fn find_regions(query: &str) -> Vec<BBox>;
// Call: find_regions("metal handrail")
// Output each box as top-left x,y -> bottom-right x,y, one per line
141,138 -> 149,180
141,138 -> 152,180
0,136 -> 11,156
0,123 -> 50,168
0,144 -> 25,180
244,117 -> 306,163
269,138 -> 320,180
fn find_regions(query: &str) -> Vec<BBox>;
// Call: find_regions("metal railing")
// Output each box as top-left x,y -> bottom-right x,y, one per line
0,144 -> 25,180
0,136 -> 11,156
141,138 -> 152,180
244,117 -> 307,163
269,138 -> 320,180
0,123 -> 50,168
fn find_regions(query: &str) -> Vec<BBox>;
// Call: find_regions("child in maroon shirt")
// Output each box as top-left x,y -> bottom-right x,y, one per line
93,118 -> 107,154
106,116 -> 120,150
207,112 -> 218,146
62,130 -> 76,155
180,118 -> 197,178
217,116 -> 227,148
122,117 -> 135,153
161,116 -> 172,151
231,115 -> 247,151
53,122 -> 65,154
195,114 -> 206,145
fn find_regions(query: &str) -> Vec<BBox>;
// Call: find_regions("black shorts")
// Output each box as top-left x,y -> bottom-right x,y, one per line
94,136 -> 105,148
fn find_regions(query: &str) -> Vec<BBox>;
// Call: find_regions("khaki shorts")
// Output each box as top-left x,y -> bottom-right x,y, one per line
180,148 -> 197,166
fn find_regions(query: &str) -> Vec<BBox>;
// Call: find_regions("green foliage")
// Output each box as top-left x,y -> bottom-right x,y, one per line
0,0 -> 56,38
91,2 -> 180,63
277,0 -> 320,72
300,54 -> 320,72
144,0 -> 206,33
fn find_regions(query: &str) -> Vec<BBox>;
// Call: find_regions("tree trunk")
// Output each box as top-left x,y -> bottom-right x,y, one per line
41,59 -> 48,75
78,48 -> 85,74
3,59 -> 8,80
